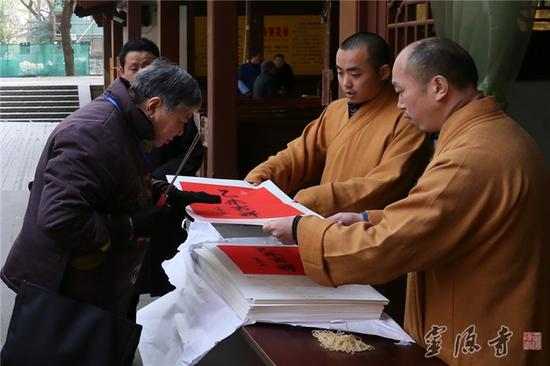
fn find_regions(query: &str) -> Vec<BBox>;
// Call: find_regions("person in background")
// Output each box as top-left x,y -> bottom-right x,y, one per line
245,32 -> 430,218
117,37 -> 158,84
263,37 -> 550,365
1,59 -> 220,363
253,60 -> 279,99
273,53 -> 295,93
238,49 -> 262,96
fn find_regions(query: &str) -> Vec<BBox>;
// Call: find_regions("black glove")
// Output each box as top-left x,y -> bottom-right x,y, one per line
151,180 -> 221,208
106,205 -> 187,241
167,189 -> 221,208
130,205 -> 187,239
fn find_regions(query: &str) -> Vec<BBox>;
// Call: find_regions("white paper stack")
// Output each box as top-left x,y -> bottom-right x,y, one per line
193,242 -> 389,323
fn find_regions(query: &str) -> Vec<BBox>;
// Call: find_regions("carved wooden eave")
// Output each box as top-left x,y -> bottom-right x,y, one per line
73,0 -> 126,26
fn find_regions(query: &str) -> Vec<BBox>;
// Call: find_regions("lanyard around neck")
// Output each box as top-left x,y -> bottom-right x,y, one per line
103,93 -> 149,163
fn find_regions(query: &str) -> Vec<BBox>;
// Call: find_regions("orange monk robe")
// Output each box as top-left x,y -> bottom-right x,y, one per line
297,97 -> 550,365
245,85 -> 430,217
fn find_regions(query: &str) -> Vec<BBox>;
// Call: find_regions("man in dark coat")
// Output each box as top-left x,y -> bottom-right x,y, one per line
1,59 -> 219,321
273,53 -> 295,93
238,49 -> 262,95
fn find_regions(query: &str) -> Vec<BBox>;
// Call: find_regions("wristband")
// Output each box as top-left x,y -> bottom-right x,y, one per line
291,215 -> 303,244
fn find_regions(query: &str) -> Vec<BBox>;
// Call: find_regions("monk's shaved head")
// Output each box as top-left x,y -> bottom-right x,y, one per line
405,37 -> 478,90
340,32 -> 390,69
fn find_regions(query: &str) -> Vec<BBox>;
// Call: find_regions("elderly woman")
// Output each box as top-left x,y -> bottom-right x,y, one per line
1,59 -> 218,327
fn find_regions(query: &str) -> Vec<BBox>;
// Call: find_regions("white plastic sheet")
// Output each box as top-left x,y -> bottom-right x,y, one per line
137,221 -> 413,366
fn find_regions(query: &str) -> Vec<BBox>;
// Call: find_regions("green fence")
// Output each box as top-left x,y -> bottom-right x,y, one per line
0,42 -> 91,77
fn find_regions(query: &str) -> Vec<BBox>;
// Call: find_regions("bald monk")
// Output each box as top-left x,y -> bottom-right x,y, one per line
263,37 -> 550,365
245,32 -> 430,217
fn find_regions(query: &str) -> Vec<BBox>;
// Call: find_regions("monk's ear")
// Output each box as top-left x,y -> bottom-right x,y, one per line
378,64 -> 391,82
431,75 -> 448,101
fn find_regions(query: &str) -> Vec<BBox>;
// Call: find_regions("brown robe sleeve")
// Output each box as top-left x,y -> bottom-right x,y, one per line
296,153 -> 491,286
244,106 -> 332,192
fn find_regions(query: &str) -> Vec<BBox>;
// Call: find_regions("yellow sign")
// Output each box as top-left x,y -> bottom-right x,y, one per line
263,15 -> 325,75
194,15 -> 324,77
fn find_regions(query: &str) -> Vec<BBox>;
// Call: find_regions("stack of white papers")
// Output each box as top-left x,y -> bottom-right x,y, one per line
193,242 -> 388,323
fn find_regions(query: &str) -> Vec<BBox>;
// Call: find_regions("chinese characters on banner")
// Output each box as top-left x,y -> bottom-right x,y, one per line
180,181 -> 303,220
218,245 -> 305,275
263,15 -> 325,75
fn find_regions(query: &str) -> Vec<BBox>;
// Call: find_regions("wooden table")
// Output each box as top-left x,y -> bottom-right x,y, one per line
198,323 -> 446,366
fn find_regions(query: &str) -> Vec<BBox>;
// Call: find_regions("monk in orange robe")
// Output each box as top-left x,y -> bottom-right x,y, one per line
264,38 -> 549,365
246,32 -> 430,217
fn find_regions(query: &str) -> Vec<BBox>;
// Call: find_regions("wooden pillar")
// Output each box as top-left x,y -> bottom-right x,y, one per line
321,0 -> 332,106
339,0 -> 370,43
207,1 -> 238,178
157,0 -> 180,63
340,1 -> 387,42
365,0 -> 388,39
103,15 -> 112,88
127,0 -> 142,39
186,2 -> 197,76
111,19 -> 123,69
245,1 -> 264,58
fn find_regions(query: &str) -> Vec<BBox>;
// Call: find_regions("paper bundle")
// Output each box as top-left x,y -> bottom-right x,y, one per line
193,242 -> 388,323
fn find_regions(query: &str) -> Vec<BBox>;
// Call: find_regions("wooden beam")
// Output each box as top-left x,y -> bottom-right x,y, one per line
365,0 -> 388,40
207,1 -> 238,178
127,0 -> 142,38
157,0 -> 180,63
186,1 -> 197,76
339,0 -> 359,43
247,1 -> 264,57
103,15 -> 112,88
111,19 -> 123,68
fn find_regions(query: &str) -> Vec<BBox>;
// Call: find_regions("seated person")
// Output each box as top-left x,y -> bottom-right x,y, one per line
238,49 -> 262,96
253,60 -> 279,99
273,53 -> 295,92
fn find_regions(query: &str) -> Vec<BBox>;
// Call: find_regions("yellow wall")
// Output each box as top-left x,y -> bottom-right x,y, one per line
194,15 -> 324,77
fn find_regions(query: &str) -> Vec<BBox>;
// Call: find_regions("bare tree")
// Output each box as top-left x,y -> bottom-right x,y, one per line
19,0 -> 75,76
0,0 -> 24,43
19,0 -> 55,42
60,0 -> 74,75
19,0 -> 55,26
